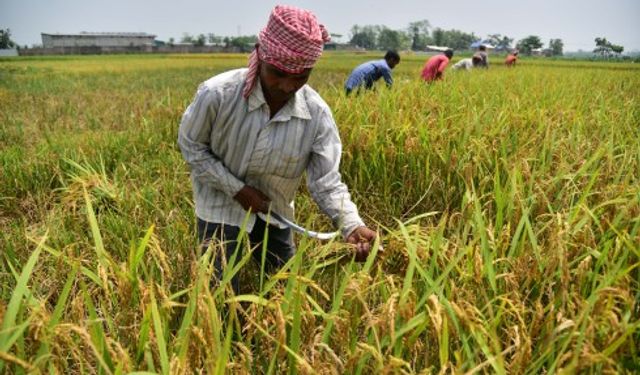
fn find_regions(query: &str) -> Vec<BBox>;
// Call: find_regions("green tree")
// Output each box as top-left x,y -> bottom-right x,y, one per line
228,35 -> 258,52
431,28 -> 445,47
407,20 -> 431,51
611,44 -> 624,54
207,33 -> 222,44
441,29 -> 477,50
516,35 -> 543,55
349,25 -> 379,49
194,34 -> 206,47
350,23 -> 474,51
427,28 -> 476,50
378,27 -> 409,51
180,33 -> 194,44
594,37 -> 610,57
549,38 -> 563,56
594,37 -> 624,58
487,34 -> 513,51
0,28 -> 17,49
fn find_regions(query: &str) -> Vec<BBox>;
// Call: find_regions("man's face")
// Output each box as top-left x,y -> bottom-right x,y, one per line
387,58 -> 400,69
259,61 -> 312,103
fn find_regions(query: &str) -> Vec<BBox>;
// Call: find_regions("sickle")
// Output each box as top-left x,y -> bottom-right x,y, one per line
268,211 -> 339,240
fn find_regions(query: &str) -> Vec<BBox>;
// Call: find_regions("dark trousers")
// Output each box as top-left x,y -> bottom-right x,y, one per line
345,82 -> 373,96
197,216 -> 295,294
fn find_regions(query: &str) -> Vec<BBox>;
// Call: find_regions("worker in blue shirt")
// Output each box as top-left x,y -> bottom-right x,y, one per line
344,50 -> 400,95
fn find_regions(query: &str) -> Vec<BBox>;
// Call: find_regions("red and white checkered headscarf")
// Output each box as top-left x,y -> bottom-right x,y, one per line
243,5 -> 330,99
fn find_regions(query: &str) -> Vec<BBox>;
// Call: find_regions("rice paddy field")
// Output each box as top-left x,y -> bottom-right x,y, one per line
1,52 -> 639,374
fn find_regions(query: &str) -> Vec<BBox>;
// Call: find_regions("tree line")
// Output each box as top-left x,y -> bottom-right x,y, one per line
349,21 -> 480,52
348,21 -> 563,55
168,33 -> 257,50
0,28 -> 17,49
175,23 -> 566,56
0,26 -> 627,58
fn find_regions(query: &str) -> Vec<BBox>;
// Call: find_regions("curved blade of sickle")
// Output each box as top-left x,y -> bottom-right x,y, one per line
268,212 -> 339,240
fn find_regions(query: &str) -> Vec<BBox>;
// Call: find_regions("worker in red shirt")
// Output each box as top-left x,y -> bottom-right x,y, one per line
505,50 -> 518,67
421,49 -> 454,82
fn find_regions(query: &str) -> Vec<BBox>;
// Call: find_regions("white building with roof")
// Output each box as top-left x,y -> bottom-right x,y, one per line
41,32 -> 156,48
0,49 -> 19,57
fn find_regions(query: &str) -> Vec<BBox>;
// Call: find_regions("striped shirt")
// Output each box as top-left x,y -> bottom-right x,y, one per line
178,68 -> 364,237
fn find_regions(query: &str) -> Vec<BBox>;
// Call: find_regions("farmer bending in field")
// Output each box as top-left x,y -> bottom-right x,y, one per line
178,5 -> 377,293
505,50 -> 518,67
473,45 -> 489,68
452,55 -> 483,71
421,49 -> 454,82
344,50 -> 401,95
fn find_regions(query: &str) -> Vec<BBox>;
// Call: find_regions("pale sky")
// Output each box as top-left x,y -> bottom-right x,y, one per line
1,0 -> 639,52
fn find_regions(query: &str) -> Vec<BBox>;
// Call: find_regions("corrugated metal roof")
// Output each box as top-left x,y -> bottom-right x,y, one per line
426,45 -> 450,52
470,40 -> 496,49
42,32 -> 156,38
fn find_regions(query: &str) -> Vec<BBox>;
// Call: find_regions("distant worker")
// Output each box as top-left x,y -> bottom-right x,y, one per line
473,45 -> 489,68
344,50 -> 401,94
505,50 -> 518,67
421,49 -> 454,82
452,55 -> 483,71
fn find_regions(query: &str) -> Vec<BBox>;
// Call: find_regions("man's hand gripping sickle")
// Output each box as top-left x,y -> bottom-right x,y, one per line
235,185 -> 380,262
233,185 -> 271,213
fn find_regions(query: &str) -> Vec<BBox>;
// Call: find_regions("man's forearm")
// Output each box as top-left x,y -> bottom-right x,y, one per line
310,184 -> 364,238
177,133 -> 244,197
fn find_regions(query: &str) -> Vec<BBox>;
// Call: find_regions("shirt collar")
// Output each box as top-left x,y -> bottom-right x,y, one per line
246,79 -> 265,112
378,59 -> 390,69
246,79 -> 311,121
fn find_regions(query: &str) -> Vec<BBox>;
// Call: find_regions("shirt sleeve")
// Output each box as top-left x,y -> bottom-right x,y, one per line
438,58 -> 449,73
177,84 -> 245,198
306,108 -> 365,238
382,67 -> 393,87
